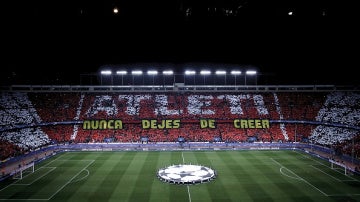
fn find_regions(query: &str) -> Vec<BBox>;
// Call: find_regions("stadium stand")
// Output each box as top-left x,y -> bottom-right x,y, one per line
1,85 -> 360,176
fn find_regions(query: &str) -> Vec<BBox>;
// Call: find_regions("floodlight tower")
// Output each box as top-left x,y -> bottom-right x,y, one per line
100,70 -> 112,85
231,70 -> 241,86
116,70 -> 127,85
131,70 -> 143,85
147,70 -> 158,85
200,70 -> 211,85
162,70 -> 174,86
215,70 -> 226,85
245,70 -> 257,85
185,70 -> 196,85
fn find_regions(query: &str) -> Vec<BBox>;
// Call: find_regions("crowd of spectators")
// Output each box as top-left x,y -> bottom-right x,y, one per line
0,92 -> 50,160
0,91 -> 359,161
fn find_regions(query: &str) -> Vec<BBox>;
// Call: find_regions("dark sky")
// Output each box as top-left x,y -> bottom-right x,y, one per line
2,0 -> 358,86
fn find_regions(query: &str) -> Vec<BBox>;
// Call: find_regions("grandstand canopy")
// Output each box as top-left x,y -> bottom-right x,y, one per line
2,0 -> 357,86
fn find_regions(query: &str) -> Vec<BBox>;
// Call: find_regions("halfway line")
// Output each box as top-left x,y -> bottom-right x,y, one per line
182,152 -> 192,202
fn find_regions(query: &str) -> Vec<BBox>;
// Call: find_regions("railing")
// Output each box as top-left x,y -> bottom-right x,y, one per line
2,84 -> 359,93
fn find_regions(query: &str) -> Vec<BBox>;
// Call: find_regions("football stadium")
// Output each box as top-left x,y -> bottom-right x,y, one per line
1,0 -> 359,201
1,64 -> 360,201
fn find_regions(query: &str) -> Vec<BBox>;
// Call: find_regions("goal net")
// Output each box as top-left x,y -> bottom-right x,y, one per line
329,159 -> 354,175
13,162 -> 35,179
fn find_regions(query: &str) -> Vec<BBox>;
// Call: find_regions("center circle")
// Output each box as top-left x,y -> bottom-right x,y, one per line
157,164 -> 217,185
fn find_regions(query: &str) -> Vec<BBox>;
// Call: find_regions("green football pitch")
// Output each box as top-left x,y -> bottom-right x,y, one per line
1,150 -> 360,202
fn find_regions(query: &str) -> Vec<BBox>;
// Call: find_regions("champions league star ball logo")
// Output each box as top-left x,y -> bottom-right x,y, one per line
157,164 -> 217,185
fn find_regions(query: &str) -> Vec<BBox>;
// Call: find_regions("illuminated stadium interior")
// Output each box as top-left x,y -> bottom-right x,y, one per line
1,1 -> 359,201
1,83 -> 360,201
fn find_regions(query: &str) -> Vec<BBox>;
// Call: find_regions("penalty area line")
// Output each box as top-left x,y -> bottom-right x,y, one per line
271,158 -> 328,196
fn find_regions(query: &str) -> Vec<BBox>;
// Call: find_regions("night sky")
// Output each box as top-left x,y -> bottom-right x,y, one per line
2,0 -> 358,86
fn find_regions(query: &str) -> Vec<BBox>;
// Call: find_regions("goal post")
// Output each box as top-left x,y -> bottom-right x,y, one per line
13,162 -> 35,179
329,159 -> 354,175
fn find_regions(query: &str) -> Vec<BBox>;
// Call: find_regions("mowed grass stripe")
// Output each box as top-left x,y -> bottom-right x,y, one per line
294,151 -> 360,196
210,151 -> 248,201
180,151 -> 212,202
168,152 -> 190,202
58,152 -> 106,201
39,160 -> 93,199
271,151 -> 333,200
127,152 -> 160,202
254,151 -> 316,201
149,152 -> 173,202
224,150 -> 274,201
5,153 -> 69,200
110,152 -> 151,201
2,150 -> 360,202
3,153 -> 93,200
193,151 -> 231,202
269,151 -> 356,201
57,152 -> 125,201
209,151 -> 253,201
36,157 -> 91,199
92,151 -> 131,198
62,152 -> 113,201
270,151 -> 334,198
305,162 -> 360,196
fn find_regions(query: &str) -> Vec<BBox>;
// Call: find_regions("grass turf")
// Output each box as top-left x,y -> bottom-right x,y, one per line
1,150 -> 360,202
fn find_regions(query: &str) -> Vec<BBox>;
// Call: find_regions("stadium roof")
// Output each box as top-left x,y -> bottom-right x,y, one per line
1,0 -> 357,86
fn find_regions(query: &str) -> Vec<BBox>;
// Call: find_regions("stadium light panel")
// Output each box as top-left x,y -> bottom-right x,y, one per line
215,70 -> 226,75
230,70 -> 241,75
185,70 -> 196,75
101,70 -> 112,75
200,70 -> 211,75
147,70 -> 158,75
162,70 -> 174,75
131,70 -> 143,75
246,70 -> 257,75
116,70 -> 127,75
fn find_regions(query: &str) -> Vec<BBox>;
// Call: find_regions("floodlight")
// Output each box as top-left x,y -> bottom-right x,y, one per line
185,70 -> 196,75
131,70 -> 143,75
200,70 -> 211,75
215,70 -> 226,75
116,70 -> 127,75
246,70 -> 257,75
230,70 -> 241,75
101,70 -> 112,75
162,70 -> 174,75
147,70 -> 158,75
